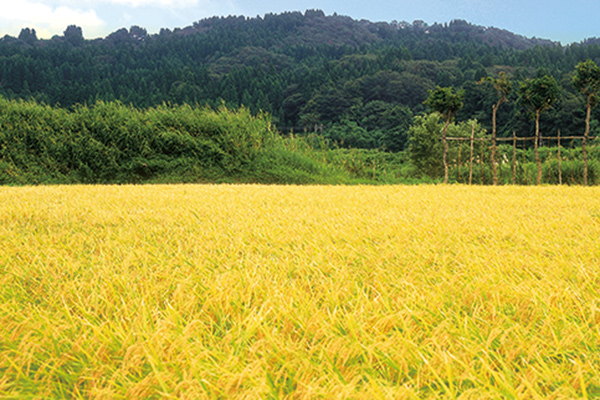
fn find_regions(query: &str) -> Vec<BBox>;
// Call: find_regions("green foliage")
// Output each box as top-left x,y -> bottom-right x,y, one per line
424,86 -> 464,121
407,113 -> 445,176
407,112 -> 485,177
519,74 -> 561,116
573,59 -> 600,108
324,120 -> 375,149
488,71 -> 512,106
352,101 -> 413,151
0,97 -> 269,184
315,146 -> 425,184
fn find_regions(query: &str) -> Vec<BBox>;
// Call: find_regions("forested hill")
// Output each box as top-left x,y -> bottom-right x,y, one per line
2,10 -> 600,151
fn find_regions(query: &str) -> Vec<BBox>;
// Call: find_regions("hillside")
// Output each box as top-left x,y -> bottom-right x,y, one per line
1,10 -> 600,151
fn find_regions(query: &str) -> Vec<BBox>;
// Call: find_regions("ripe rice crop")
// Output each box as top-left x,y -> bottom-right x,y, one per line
1,184 -> 600,399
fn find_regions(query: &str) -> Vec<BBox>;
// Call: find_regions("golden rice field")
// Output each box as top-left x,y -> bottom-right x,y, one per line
1,184 -> 600,399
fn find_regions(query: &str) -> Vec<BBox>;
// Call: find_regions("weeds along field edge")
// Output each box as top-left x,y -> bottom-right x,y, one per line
1,184 -> 600,398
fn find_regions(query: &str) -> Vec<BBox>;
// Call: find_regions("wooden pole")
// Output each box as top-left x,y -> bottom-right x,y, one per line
480,136 -> 484,184
443,120 -> 450,184
512,131 -> 517,185
523,138 -> 528,185
492,105 -> 498,185
535,110 -> 542,185
469,123 -> 475,185
584,103 -> 590,185
457,140 -> 462,182
540,128 -> 544,184
558,129 -> 562,185
571,139 -> 575,184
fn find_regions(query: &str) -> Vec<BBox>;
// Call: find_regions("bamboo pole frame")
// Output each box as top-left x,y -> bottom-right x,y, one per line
446,136 -> 592,141
444,134 -> 598,185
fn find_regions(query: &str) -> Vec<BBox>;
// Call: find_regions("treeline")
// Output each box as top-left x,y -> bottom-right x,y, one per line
2,11 -> 600,151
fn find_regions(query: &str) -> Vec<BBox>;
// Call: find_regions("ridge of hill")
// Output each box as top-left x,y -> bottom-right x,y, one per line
3,10 -> 559,52
167,12 -> 558,51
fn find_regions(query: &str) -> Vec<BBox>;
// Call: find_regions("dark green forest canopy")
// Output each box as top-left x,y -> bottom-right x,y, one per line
2,11 -> 600,151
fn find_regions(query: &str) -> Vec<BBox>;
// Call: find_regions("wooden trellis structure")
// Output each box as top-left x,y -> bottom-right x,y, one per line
445,128 -> 599,185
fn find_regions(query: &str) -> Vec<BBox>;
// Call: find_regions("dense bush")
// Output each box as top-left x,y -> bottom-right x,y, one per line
0,97 -> 281,184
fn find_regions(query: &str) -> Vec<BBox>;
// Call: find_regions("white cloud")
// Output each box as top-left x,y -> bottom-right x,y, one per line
106,0 -> 202,7
65,0 -> 225,9
0,0 -> 105,38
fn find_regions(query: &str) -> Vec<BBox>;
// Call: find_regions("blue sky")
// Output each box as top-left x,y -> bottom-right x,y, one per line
1,0 -> 598,44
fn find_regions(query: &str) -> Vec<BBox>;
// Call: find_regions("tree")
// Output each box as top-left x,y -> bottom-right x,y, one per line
408,113 -> 485,179
424,86 -> 464,183
18,28 -> 38,45
408,113 -> 445,177
64,25 -> 84,47
357,101 -> 413,152
573,59 -> 600,185
519,74 -> 561,185
486,71 -> 512,185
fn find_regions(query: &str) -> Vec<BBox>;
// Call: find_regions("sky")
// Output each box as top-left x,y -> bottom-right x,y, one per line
0,0 -> 598,45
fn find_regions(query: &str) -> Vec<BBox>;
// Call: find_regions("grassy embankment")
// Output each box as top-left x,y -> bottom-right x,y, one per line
1,184 -> 599,398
